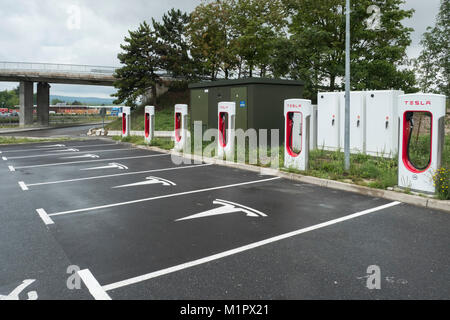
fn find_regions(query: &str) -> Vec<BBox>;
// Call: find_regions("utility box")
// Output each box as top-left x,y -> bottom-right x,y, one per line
310,104 -> 318,150
365,90 -> 404,157
189,78 -> 304,139
317,92 -> 341,151
339,91 -> 366,153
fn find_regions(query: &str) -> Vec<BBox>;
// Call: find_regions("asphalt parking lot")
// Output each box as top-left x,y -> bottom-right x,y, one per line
0,138 -> 449,300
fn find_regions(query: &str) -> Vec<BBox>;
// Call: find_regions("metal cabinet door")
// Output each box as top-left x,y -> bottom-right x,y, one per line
231,87 -> 248,131
191,89 -> 209,130
317,92 -> 341,150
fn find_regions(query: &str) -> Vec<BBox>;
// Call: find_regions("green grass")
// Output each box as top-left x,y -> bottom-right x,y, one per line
106,89 -> 189,131
0,136 -> 74,145
112,135 -> 174,150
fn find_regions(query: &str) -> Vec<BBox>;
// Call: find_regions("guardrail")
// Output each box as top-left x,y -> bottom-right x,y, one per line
0,61 -> 118,75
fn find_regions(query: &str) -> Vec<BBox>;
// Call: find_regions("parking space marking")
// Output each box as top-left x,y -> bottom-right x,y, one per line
102,201 -> 401,292
18,181 -> 29,191
36,144 -> 66,148
11,153 -> 170,170
61,154 -> 100,159
36,208 -> 54,225
8,166 -> 15,172
6,148 -> 130,160
2,156 -> 7,161
45,148 -> 79,153
0,143 -> 119,154
23,163 -> 212,188
77,269 -> 112,300
45,177 -> 281,219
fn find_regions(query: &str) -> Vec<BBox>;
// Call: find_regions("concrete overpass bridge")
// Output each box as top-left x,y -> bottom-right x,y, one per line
0,61 -> 118,126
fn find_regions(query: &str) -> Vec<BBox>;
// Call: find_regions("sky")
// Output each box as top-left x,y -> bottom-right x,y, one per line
0,0 -> 442,99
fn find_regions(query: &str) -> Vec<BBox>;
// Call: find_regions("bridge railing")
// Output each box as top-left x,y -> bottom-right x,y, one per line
0,61 -> 117,75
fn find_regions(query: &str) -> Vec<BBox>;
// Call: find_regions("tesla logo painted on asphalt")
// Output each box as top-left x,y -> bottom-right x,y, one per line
176,199 -> 267,221
0,279 -> 38,300
61,154 -> 100,159
112,176 -> 176,188
81,163 -> 128,171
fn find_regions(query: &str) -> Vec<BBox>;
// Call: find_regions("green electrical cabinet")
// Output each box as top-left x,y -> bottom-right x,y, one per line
191,88 -> 209,132
189,78 -> 304,139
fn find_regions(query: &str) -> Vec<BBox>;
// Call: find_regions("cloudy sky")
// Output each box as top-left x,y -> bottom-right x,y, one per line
0,0 -> 441,98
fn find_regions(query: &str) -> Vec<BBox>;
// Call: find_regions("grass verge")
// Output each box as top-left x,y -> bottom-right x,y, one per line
112,135 -> 174,150
0,136 -> 76,145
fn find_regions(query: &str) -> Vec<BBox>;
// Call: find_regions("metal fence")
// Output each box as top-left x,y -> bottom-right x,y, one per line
0,61 -> 118,75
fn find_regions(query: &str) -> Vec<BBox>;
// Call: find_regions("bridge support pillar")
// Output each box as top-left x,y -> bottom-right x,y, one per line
37,82 -> 50,126
19,81 -> 34,126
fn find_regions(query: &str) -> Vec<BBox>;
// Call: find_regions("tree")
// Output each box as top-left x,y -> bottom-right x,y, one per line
153,9 -> 196,80
52,98 -> 65,105
415,0 -> 449,96
0,88 -> 19,107
188,0 -> 237,80
113,22 -> 162,107
280,0 -> 416,101
231,0 -> 286,77
71,100 -> 82,105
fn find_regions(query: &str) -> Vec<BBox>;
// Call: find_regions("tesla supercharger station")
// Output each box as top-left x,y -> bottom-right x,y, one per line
144,106 -> 155,144
284,99 -> 312,170
365,90 -> 403,157
217,102 -> 236,158
317,92 -> 341,151
339,91 -> 366,153
398,93 -> 446,193
173,104 -> 188,151
122,106 -> 131,138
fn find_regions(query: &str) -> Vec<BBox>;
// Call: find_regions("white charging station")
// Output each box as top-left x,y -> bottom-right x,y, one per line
217,102 -> 236,158
365,90 -> 403,157
174,104 -> 188,151
339,91 -> 366,153
284,99 -> 312,171
318,92 -> 341,151
310,104 -> 318,150
144,106 -> 155,144
122,106 -> 131,138
398,93 -> 446,193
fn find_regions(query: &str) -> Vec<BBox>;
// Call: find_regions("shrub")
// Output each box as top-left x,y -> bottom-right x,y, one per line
432,167 -> 449,200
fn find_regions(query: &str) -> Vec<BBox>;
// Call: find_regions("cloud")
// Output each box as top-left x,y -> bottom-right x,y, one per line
0,0 -> 441,96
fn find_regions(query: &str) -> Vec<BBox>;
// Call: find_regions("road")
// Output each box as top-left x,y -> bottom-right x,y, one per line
0,123 -> 101,138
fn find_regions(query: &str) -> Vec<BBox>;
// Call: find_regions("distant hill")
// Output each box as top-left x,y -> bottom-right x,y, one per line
50,95 -> 117,105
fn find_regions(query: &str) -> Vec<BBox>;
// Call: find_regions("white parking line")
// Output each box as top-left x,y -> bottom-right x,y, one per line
12,153 -> 170,170
102,201 -> 401,292
18,181 -> 29,191
0,143 -> 119,154
45,177 -> 281,219
6,148 -> 130,160
36,208 -> 54,225
25,164 -> 212,188
77,269 -> 111,300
